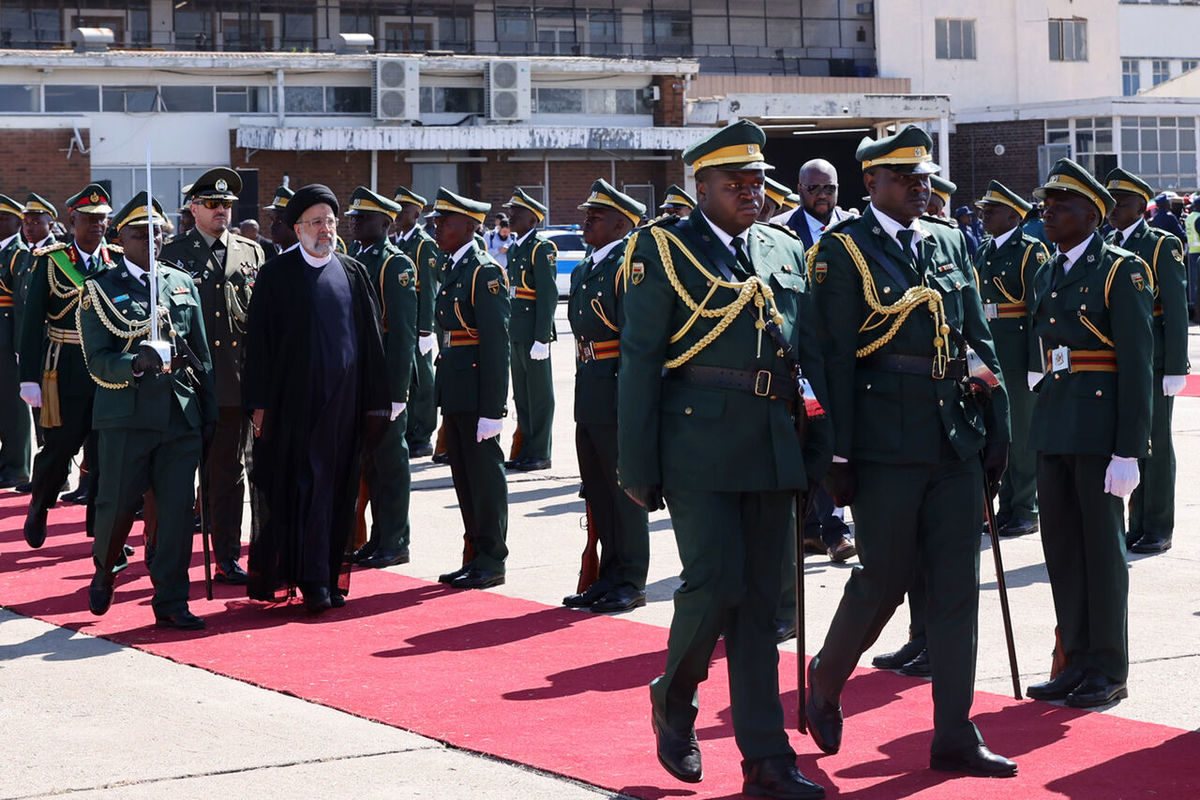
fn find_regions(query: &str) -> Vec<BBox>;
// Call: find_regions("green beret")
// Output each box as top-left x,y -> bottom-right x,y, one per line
659,184 -> 696,211
578,178 -> 646,225
23,193 -> 55,217
65,183 -> 112,215
346,186 -> 401,220
974,180 -> 1031,215
683,119 -> 773,173
0,194 -> 24,218
190,167 -> 241,201
429,187 -> 490,224
1104,168 -> 1153,203
1035,158 -> 1114,216
263,186 -> 293,211
393,185 -> 427,208
112,191 -> 166,231
857,124 -> 938,174
504,187 -> 548,220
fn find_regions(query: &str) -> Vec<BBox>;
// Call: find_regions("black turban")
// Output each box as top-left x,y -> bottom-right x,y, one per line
283,184 -> 339,226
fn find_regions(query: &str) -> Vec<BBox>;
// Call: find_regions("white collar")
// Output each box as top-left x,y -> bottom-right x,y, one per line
74,240 -> 103,264
125,261 -> 149,283
588,238 -> 622,265
804,209 -> 830,236
1055,233 -> 1097,273
0,232 -> 18,250
198,229 -> 229,249
514,228 -> 536,247
870,204 -> 928,251
397,225 -> 416,242
299,246 -> 334,268
450,240 -> 474,266
991,226 -> 1019,249
34,235 -> 53,249
706,217 -> 748,256
1117,218 -> 1143,243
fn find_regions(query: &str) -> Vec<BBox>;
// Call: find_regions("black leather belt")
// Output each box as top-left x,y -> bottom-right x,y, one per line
669,364 -> 796,400
860,353 -> 966,381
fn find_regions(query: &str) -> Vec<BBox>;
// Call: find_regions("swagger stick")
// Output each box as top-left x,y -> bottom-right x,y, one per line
982,467 -> 1021,700
794,490 -> 807,733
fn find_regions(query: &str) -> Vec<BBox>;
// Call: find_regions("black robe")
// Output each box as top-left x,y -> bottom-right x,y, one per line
243,249 -> 389,601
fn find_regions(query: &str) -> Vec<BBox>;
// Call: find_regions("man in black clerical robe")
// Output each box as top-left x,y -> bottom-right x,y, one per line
243,184 -> 390,612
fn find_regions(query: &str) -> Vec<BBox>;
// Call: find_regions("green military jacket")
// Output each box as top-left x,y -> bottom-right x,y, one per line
505,230 -> 558,344
1028,233 -> 1153,458
568,235 -> 628,426
0,233 -> 27,356
811,206 -> 1009,465
159,227 -> 264,407
972,228 -> 1050,377
396,224 -> 441,336
77,262 -> 217,432
20,240 -> 121,398
1106,220 -> 1189,376
434,243 -> 511,419
351,237 -> 418,404
617,211 -> 833,492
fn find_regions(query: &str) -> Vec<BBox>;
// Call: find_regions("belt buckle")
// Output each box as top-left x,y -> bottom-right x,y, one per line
931,353 -> 947,380
441,330 -> 451,348
1049,346 -> 1071,373
754,369 -> 771,397
984,302 -> 998,321
578,340 -> 595,362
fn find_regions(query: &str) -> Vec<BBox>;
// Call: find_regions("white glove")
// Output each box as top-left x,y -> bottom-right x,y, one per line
19,382 -> 41,408
1103,455 -> 1140,498
1163,375 -> 1187,396
390,402 -> 406,421
529,341 -> 550,360
418,333 -> 436,356
1027,371 -> 1042,391
476,417 -> 503,442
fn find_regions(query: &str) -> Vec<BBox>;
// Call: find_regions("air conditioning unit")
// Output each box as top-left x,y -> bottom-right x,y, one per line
374,57 -> 420,122
485,60 -> 531,122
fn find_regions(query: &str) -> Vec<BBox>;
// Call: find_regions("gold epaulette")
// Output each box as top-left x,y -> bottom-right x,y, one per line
33,241 -> 68,257
638,212 -> 680,231
104,243 -> 123,254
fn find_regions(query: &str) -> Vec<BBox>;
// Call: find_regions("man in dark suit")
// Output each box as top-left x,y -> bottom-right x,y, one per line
784,158 -> 853,250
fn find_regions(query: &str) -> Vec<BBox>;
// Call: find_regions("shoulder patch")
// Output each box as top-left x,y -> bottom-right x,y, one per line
487,278 -> 500,294
813,261 -> 828,283
1131,272 -> 1145,292
399,271 -> 410,287
631,262 -> 645,285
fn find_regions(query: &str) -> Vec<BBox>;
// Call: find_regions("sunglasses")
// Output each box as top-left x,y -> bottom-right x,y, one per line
801,184 -> 838,196
197,199 -> 234,210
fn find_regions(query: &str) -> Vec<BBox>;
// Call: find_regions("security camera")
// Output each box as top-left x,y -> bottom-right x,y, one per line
842,106 -> 850,114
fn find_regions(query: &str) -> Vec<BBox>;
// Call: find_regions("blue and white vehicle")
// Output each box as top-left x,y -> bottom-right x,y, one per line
543,225 -> 587,297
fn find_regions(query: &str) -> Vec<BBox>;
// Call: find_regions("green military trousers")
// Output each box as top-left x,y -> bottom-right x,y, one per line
653,488 -> 794,761
0,352 -> 31,482
366,410 -> 412,550
1128,382 -> 1176,543
509,341 -> 554,461
406,350 -> 438,449
575,421 -> 649,592
998,370 -> 1038,522
444,412 -> 508,572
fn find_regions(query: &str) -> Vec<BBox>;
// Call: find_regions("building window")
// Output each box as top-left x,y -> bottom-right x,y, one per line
1044,118 -> 1117,180
935,19 -> 976,60
160,85 -> 214,112
1184,60 -> 1200,73
0,84 -> 37,112
283,86 -> 324,113
1152,59 -> 1171,85
1123,59 -> 1141,95
216,86 -> 270,113
418,87 -> 485,114
102,86 -> 157,113
1121,116 -> 1197,191
0,5 -> 62,49
1049,18 -> 1086,62
325,86 -> 371,114
643,11 -> 691,57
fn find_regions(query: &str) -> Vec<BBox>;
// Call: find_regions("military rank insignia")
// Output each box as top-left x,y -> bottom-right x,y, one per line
487,278 -> 500,294
1175,250 -> 1185,262
631,262 -> 645,285
1131,272 -> 1145,291
399,272 -> 410,287
814,262 -> 828,283
1036,251 -> 1048,264
80,294 -> 92,310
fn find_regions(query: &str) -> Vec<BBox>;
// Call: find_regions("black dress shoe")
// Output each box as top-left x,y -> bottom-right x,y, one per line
1125,530 -> 1142,550
13,481 -> 33,494
899,648 -> 931,677
651,707 -> 702,783
999,516 -> 1039,536
563,582 -> 611,608
348,541 -> 379,565
871,636 -> 926,670
431,452 -> 449,464
438,565 -> 470,584
88,568 -> 115,616
1130,533 -> 1172,554
301,584 -> 332,613
449,568 -> 505,590
509,457 -> 551,471
742,755 -> 826,799
801,536 -> 827,555
827,536 -> 856,563
0,476 -> 27,489
330,592 -> 346,609
409,442 -> 434,458
775,619 -> 798,643
60,485 -> 90,505
23,509 -> 47,549
154,608 -> 206,630
1065,669 -> 1128,708
931,744 -> 1017,777
805,662 -> 842,755
214,561 -> 249,585
1026,663 -> 1086,701
361,547 -> 411,568
590,585 -> 646,613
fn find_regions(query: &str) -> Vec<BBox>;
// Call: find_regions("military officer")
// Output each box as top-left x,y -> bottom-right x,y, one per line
562,179 -> 650,614
428,189 -> 511,590
393,186 -> 441,459
15,193 -> 61,468
345,187 -> 418,568
0,194 -> 32,488
1103,168 -> 1189,554
160,167 -> 265,585
263,186 -> 297,251
926,174 -> 953,218
807,125 -> 1016,778
1023,159 -> 1153,708
79,192 -> 216,629
974,181 -> 1050,535
19,184 -> 120,548
659,184 -> 695,218
619,120 -> 829,799
501,188 -> 557,471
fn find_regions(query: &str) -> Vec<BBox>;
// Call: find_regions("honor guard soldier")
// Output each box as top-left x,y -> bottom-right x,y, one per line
263,186 -> 297,252
562,180 -> 650,614
502,187 -> 557,471
79,192 -> 217,629
926,174 -> 953,218
1104,168 -> 1189,554
0,194 -> 32,488
1023,159 -> 1154,708
428,189 -> 511,590
808,125 -> 1016,778
160,167 -> 265,585
19,184 -> 121,548
345,187 -> 418,568
393,186 -> 441,459
759,176 -> 794,222
974,181 -> 1049,536
658,184 -> 695,218
619,120 -> 830,799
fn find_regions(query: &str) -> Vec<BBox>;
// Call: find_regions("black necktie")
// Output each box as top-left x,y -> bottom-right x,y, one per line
896,229 -> 918,269
211,241 -> 225,263
731,236 -> 753,275
1112,231 -> 1124,248
1049,253 -> 1068,290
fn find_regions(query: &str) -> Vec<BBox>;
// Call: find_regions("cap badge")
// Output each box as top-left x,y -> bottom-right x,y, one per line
90,192 -> 100,203
913,147 -> 925,157
215,179 -> 228,192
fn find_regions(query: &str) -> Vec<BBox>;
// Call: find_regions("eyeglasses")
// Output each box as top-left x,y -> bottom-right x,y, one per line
802,184 -> 838,196
297,216 -> 338,231
197,199 -> 234,210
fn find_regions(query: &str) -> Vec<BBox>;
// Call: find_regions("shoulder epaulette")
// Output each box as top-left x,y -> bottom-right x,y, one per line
33,241 -> 68,257
639,212 -> 680,230
159,261 -> 190,278
754,220 -> 802,242
825,215 -> 857,234
105,243 -> 124,254
228,232 -> 259,248
920,214 -> 956,228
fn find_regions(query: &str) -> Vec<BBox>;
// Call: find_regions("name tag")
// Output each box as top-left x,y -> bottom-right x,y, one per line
984,303 -> 998,321
1050,346 -> 1071,373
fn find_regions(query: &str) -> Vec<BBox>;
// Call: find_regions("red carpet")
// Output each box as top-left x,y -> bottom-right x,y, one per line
1179,374 -> 1200,397
2,491 -> 1198,799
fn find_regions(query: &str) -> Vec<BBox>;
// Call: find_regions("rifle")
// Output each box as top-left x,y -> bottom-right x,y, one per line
576,500 -> 600,594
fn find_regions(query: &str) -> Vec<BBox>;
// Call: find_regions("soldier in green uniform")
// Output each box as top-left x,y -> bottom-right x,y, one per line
562,179 -> 650,614
14,193 -> 61,472
619,120 -> 829,799
807,126 -> 1016,778
1103,168 -> 1189,554
974,181 -> 1050,535
160,167 -> 265,585
502,188 -> 557,471
79,192 -> 216,629
345,187 -> 418,568
1023,159 -> 1154,708
263,186 -> 297,252
659,184 -> 695,218
428,189 -> 511,590
393,186 -> 441,459
19,184 -> 120,548
0,194 -> 31,488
